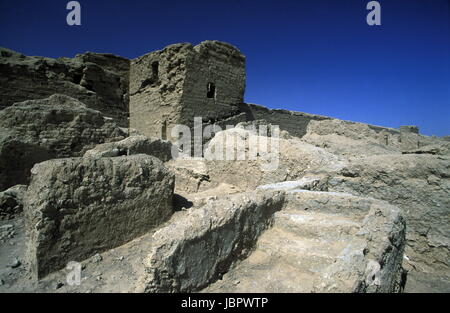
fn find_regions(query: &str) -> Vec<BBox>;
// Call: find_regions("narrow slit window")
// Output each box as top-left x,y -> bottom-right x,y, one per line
151,61 -> 159,81
161,121 -> 167,140
207,83 -> 216,99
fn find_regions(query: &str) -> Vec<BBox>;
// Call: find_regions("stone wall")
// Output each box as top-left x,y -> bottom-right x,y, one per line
302,118 -> 440,155
204,127 -> 344,191
283,189 -> 406,293
0,94 -> 125,191
138,190 -> 285,292
84,135 -> 173,162
324,154 -> 450,278
129,43 -> 190,139
24,155 -> 175,279
179,41 -> 245,126
0,47 -> 130,126
129,41 -> 245,142
243,103 -> 331,138
243,103 -> 440,154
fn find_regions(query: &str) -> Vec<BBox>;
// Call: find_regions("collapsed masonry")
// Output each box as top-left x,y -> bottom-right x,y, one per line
0,47 -> 130,126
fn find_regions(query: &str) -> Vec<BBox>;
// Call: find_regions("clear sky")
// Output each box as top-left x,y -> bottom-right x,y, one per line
1,0 -> 449,136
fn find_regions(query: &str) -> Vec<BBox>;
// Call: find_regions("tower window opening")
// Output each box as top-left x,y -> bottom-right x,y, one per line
161,120 -> 167,140
207,83 -> 216,99
151,61 -> 159,81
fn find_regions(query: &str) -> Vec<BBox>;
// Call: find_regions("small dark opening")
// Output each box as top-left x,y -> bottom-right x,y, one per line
84,83 -> 94,92
161,121 -> 167,140
72,74 -> 82,85
173,194 -> 193,211
207,83 -> 216,99
151,61 -> 159,81
140,78 -> 152,89
140,61 -> 160,89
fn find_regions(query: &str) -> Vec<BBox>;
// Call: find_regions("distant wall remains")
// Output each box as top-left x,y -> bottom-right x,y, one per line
243,103 -> 331,138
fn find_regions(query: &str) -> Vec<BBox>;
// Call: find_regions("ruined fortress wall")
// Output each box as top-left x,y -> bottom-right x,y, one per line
180,41 -> 246,147
129,41 -> 246,141
130,41 -> 245,139
25,155 -> 175,279
244,103 -> 425,151
129,44 -> 191,139
0,48 -> 130,126
244,103 -> 331,138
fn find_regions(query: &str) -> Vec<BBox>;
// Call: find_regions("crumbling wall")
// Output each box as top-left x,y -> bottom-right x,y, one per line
243,103 -> 330,138
138,190 -> 284,293
24,155 -> 175,279
139,186 -> 406,293
325,154 -> 450,278
242,104 -> 437,154
129,41 -> 246,142
0,47 -> 130,126
179,41 -> 245,125
129,43 -> 191,139
302,119 -> 439,156
0,94 -> 125,191
84,135 -> 174,162
203,127 -> 345,190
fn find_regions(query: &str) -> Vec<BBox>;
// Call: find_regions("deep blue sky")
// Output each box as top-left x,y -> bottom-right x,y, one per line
1,0 -> 449,136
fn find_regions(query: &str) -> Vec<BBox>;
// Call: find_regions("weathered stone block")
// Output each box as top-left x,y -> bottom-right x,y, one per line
328,154 -> 450,279
24,155 -> 174,279
0,94 -> 125,191
84,135 -> 173,162
204,127 -> 344,190
138,190 -> 285,292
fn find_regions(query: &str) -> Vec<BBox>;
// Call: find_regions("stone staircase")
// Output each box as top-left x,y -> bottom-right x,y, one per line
4,185 -> 404,293
203,200 -> 367,292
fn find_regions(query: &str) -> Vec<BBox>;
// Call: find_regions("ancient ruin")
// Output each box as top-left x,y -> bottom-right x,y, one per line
129,41 -> 246,141
0,41 -> 448,293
